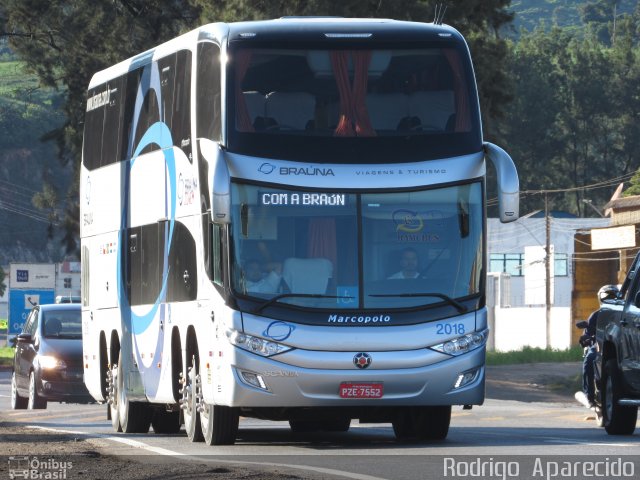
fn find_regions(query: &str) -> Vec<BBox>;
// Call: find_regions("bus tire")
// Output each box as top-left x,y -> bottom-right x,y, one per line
183,359 -> 204,442
419,405 -> 451,440
11,371 -> 28,410
116,351 -> 152,434
324,417 -> 351,432
602,360 -> 637,435
151,410 -> 181,434
201,403 -> 239,445
392,406 -> 451,442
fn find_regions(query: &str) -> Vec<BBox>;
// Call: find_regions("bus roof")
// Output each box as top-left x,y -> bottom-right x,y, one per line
88,18 -> 464,89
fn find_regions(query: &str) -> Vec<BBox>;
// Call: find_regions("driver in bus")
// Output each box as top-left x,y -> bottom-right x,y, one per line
388,247 -> 421,279
243,259 -> 282,294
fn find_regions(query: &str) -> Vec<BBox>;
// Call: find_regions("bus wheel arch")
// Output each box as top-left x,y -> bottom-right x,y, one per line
99,332 -> 108,401
171,327 -> 183,403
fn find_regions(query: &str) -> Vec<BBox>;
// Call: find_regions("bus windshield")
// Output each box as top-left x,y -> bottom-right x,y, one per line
226,44 -> 481,162
230,181 -> 483,311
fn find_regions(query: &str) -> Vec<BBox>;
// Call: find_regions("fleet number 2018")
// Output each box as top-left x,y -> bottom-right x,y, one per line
436,323 -> 465,335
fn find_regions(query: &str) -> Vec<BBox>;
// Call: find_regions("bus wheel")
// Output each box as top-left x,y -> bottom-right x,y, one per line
181,358 -> 203,442
201,403 -> 239,445
107,363 -> 122,432
151,409 -> 181,434
324,417 -> 351,432
602,360 -> 637,435
116,351 -> 152,434
392,406 -> 451,442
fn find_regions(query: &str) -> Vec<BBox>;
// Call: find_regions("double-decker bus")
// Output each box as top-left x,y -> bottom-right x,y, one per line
80,17 -> 519,445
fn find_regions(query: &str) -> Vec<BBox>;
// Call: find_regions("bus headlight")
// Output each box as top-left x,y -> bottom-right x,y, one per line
431,329 -> 489,356
226,329 -> 292,357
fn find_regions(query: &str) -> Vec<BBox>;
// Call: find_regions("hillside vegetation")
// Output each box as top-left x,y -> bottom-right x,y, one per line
510,0 -> 638,33
0,56 -> 67,264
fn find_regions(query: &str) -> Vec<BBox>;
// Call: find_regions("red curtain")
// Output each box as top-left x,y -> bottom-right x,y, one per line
443,49 -> 471,132
235,50 -> 254,132
307,217 -> 337,276
330,51 -> 376,137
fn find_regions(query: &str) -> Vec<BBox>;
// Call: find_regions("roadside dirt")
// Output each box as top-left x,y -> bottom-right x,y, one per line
485,361 -> 582,404
1,362 -> 584,479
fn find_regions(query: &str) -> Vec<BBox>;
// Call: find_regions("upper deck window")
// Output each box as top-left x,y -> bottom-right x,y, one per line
226,43 -> 481,162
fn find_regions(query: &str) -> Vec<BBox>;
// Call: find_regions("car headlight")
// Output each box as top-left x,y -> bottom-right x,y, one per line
431,329 -> 489,356
38,355 -> 67,369
226,329 -> 292,357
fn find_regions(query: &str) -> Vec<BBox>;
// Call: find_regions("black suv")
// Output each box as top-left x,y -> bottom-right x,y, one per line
595,251 -> 640,435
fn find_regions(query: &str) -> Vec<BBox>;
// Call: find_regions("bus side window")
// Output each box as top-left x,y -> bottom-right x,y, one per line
83,86 -> 105,171
196,42 -> 221,142
121,68 -> 142,160
102,77 -> 124,166
158,54 -> 176,142
173,50 -> 193,159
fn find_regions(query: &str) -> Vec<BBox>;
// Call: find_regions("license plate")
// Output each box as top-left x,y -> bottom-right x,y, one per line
339,382 -> 383,399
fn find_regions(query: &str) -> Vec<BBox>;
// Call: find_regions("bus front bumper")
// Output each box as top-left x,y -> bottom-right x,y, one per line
209,346 -> 485,407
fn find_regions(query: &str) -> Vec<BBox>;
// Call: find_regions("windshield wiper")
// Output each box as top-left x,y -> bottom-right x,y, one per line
368,292 -> 467,313
253,293 -> 354,314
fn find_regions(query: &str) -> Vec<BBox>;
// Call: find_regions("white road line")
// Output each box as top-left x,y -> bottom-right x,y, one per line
542,436 -> 639,447
28,426 -> 389,480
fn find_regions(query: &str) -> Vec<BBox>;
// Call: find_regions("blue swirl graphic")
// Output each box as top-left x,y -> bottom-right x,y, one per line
116,121 -> 176,336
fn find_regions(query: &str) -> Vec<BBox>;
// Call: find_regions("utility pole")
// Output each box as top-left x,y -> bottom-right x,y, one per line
545,192 -> 552,348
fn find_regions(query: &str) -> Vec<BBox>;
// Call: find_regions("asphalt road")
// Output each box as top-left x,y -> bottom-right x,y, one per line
1,370 -> 639,480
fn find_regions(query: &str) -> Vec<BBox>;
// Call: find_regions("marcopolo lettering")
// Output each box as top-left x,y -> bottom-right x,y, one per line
328,315 -> 391,324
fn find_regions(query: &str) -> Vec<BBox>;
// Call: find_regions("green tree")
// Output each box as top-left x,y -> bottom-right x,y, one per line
497,21 -> 640,216
623,168 -> 640,197
1,0 -> 200,255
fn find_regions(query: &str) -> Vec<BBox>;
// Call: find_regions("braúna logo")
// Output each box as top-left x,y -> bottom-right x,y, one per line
258,163 -> 276,174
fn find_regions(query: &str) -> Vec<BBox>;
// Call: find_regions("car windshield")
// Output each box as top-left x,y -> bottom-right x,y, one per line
230,181 -> 483,310
42,310 -> 82,339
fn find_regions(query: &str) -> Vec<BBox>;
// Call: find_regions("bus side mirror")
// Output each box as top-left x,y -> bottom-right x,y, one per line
484,142 -> 519,223
199,139 -> 231,224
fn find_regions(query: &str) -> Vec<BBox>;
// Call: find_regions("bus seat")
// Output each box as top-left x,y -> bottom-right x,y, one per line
265,92 -> 316,130
365,93 -> 410,131
282,257 -> 333,294
408,91 -> 455,131
243,91 -> 267,124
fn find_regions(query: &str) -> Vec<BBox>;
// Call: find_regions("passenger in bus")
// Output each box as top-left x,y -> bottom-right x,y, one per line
388,247 -> 421,279
243,259 -> 282,294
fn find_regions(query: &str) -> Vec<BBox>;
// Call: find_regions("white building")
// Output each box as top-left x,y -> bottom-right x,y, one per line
486,215 -> 610,351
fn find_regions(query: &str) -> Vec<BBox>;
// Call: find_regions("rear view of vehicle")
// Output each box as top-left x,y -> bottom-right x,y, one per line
595,252 -> 640,435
